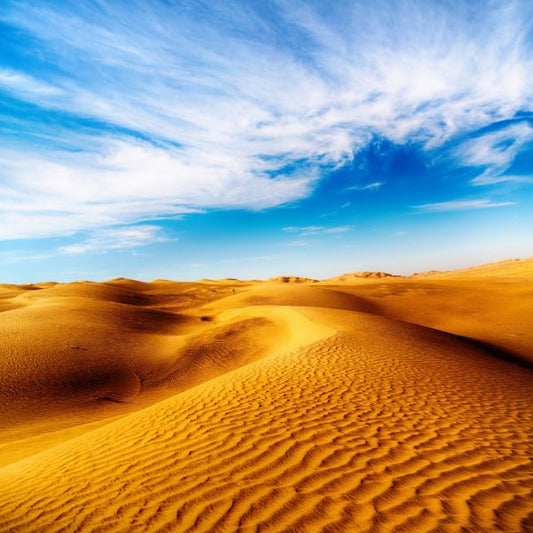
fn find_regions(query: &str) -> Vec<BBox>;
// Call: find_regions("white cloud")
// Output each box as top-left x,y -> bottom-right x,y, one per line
453,122 -> 533,185
0,68 -> 64,98
283,225 -> 352,236
473,173 -> 533,185
0,141 -> 313,239
412,199 -> 516,213
59,225 -> 168,254
0,224 -> 171,266
0,251 -> 53,265
0,1 -> 532,238
347,182 -> 384,191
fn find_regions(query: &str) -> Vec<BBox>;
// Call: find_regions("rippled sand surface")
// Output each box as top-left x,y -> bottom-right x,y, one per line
0,259 -> 532,532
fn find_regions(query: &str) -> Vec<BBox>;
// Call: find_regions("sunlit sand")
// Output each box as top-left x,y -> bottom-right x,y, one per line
0,258 -> 532,531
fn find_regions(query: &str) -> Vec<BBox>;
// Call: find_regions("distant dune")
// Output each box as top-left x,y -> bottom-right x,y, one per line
326,271 -> 401,282
267,276 -> 319,283
0,258 -> 532,531
410,257 -> 533,279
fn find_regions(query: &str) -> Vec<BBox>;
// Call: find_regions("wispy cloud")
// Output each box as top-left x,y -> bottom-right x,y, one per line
0,68 -> 64,98
347,182 -> 384,191
59,225 -> 169,254
0,141 -> 311,239
412,199 -> 516,213
1,1 -> 532,238
0,225 -> 166,265
0,251 -> 53,266
283,225 -> 352,236
454,122 -> 533,185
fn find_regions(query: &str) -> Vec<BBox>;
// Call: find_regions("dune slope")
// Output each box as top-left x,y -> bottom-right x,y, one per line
0,280 -> 328,465
0,260 -> 532,532
321,257 -> 533,366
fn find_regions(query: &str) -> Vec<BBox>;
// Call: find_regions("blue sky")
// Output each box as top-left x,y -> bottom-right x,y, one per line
0,0 -> 532,282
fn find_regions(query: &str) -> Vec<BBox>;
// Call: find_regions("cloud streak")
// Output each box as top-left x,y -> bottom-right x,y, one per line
283,225 -> 352,236
454,122 -> 533,185
1,0 -> 532,239
347,182 -> 384,191
59,225 -> 169,254
412,199 -> 516,213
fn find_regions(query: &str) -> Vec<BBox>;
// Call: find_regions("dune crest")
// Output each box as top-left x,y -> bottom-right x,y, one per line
0,258 -> 532,531
267,276 -> 319,283
326,271 -> 401,282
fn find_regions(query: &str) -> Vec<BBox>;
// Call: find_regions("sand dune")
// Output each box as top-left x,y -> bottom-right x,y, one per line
326,272 -> 400,282
410,257 -> 533,279
321,257 -> 533,366
0,259 -> 532,531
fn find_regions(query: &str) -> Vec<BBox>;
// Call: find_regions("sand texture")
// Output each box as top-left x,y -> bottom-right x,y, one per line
0,258 -> 532,532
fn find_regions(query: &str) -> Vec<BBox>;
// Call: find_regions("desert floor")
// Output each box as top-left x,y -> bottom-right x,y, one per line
0,258 -> 532,532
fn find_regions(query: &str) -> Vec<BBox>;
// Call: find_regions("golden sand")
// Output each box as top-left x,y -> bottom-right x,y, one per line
0,258 -> 532,531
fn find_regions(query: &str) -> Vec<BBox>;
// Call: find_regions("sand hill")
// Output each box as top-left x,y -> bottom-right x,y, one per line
0,258 -> 532,531
410,257 -> 533,279
267,276 -> 319,284
326,272 -> 401,282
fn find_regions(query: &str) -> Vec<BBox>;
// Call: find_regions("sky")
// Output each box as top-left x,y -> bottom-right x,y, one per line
0,0 -> 532,283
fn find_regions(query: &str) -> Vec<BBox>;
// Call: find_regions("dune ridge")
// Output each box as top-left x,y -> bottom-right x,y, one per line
0,258 -> 532,531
